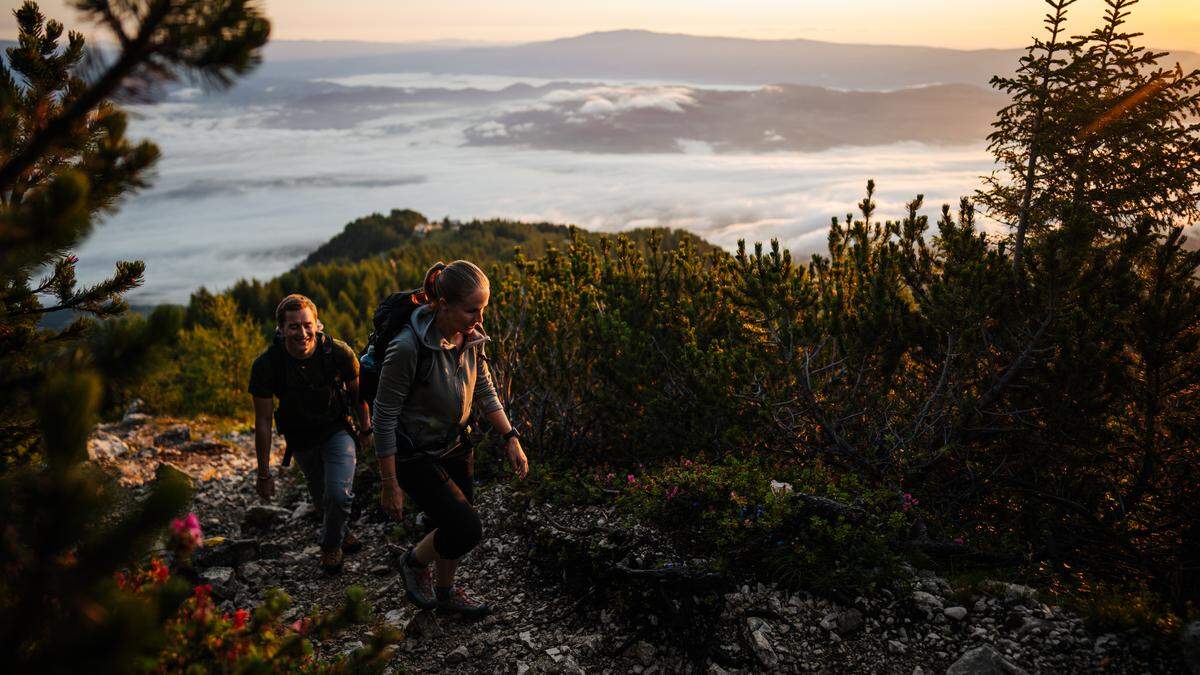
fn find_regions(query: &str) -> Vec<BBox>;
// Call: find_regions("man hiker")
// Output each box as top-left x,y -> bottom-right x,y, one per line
248,294 -> 376,573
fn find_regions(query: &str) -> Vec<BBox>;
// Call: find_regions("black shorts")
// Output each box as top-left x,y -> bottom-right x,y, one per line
397,452 -> 481,560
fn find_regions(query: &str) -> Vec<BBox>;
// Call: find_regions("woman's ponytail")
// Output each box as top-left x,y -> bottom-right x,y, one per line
423,261 -> 447,302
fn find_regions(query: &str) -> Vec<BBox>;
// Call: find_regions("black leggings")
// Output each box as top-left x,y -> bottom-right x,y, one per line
397,452 -> 481,560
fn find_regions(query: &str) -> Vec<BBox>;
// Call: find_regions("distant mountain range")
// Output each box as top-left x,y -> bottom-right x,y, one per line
6,30 -> 1198,90
255,30 -> 1200,90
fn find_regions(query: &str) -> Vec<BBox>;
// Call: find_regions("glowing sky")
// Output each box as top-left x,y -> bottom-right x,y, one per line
5,0 -> 1198,51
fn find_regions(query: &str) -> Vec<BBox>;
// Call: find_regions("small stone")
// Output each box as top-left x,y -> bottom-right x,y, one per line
154,424 -> 191,446
384,609 -> 407,626
445,645 -> 468,664
243,505 -> 291,531
545,646 -> 563,663
193,538 -> 259,568
911,590 -> 944,609
121,412 -> 152,427
371,564 -> 392,575
291,502 -> 317,521
87,430 -> 131,461
887,640 -> 906,654
519,630 -> 536,650
240,561 -> 266,584
405,612 -> 442,640
746,618 -> 778,668
820,608 -> 864,635
516,662 -> 530,675
944,606 -> 969,621
1181,620 -> 1200,675
200,566 -> 233,585
627,640 -> 656,666
946,644 -> 1029,674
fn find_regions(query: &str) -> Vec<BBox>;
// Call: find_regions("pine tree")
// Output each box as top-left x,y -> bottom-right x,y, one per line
978,0 -> 1200,272
0,1 -> 269,464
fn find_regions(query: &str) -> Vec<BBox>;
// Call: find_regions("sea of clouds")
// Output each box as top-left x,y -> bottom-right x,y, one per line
75,74 -> 1000,304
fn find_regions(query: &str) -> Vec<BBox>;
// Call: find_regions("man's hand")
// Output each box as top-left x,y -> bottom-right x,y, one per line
357,429 -> 373,451
506,438 -> 528,480
255,472 -> 275,501
381,481 -> 404,520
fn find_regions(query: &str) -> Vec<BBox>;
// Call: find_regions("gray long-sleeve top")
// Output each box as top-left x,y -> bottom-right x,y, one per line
372,303 -> 504,459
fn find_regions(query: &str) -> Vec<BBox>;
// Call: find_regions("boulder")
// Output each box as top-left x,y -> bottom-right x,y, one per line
945,645 -> 1029,675
242,505 -> 291,531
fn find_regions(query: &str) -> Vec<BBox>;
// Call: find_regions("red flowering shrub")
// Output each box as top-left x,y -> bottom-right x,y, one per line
118,557 -> 398,673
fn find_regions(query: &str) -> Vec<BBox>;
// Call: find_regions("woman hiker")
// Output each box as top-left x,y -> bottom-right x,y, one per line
373,260 -> 529,617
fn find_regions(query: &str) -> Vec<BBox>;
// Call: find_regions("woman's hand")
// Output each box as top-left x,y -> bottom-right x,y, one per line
506,438 -> 528,479
380,481 -> 404,520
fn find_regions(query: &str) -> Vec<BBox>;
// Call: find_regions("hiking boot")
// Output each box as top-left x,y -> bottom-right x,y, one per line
399,549 -> 436,609
436,584 -> 492,619
320,546 -> 343,574
341,531 -> 363,555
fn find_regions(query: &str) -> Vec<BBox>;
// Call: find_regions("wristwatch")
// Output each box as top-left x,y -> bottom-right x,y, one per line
502,428 -> 520,442
362,427 -> 374,436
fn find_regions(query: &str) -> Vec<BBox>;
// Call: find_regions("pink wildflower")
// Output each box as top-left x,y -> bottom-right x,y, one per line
233,608 -> 250,630
171,513 -> 204,555
901,493 -> 919,512
665,486 -> 680,500
626,474 -> 636,484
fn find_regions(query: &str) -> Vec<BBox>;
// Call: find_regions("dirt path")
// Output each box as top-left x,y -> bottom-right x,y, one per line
92,416 -> 1186,674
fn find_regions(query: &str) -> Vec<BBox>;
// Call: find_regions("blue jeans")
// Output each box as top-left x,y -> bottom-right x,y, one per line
293,430 -> 356,549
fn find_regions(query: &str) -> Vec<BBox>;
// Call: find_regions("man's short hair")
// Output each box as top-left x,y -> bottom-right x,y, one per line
275,294 -> 318,326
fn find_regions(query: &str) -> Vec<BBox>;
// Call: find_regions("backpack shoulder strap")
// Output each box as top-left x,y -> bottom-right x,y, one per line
317,333 -> 338,384
267,338 -> 287,398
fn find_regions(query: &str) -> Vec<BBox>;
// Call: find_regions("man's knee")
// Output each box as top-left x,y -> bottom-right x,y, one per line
324,480 -> 353,511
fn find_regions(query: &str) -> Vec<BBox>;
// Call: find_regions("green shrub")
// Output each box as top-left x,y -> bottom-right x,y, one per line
144,296 -> 265,421
615,455 -> 908,594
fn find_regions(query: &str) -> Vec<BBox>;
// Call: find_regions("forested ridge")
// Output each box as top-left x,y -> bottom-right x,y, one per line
1,0 -> 1199,672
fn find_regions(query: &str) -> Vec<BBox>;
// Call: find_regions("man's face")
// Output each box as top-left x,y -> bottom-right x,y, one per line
282,307 -> 318,357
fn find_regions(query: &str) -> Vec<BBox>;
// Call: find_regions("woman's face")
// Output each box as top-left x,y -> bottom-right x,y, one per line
440,286 -> 489,336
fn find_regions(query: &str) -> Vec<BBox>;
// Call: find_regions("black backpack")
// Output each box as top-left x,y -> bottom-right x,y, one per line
268,332 -> 357,465
359,289 -> 433,407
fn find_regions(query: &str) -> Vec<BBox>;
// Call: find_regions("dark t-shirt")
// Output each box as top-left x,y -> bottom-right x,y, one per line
248,336 -> 359,448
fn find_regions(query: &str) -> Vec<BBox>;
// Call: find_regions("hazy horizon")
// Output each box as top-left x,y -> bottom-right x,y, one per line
7,1 -> 1198,52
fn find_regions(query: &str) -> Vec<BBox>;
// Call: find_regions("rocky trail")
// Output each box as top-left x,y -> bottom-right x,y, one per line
89,413 -> 1191,674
